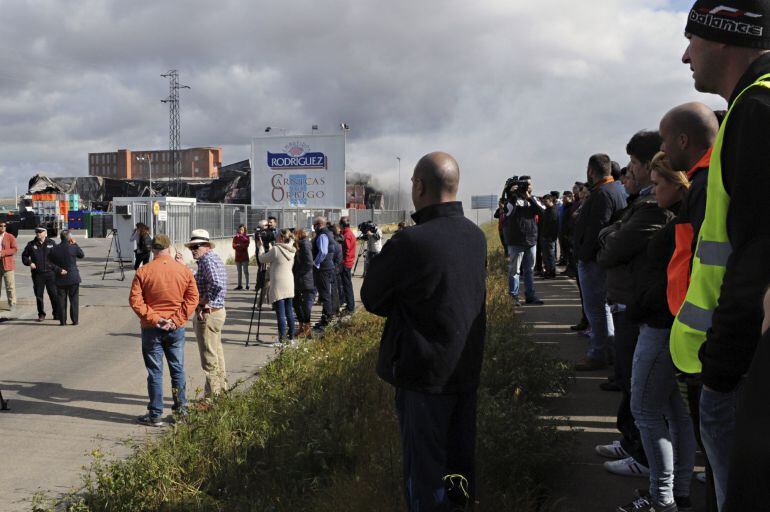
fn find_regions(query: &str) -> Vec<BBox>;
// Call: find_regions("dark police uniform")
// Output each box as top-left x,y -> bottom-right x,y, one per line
21,235 -> 59,319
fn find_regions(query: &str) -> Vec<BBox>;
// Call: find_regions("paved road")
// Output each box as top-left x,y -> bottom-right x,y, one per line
0,237 -> 354,511
514,272 -> 707,511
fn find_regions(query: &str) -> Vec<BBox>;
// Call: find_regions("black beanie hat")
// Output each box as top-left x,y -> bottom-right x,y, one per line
686,0 -> 770,49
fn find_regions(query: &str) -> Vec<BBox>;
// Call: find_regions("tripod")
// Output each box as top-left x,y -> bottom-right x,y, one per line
352,241 -> 367,277
102,229 -> 125,281
246,264 -> 268,347
0,389 -> 8,411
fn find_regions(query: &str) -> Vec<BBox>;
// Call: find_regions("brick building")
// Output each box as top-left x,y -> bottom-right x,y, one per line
88,147 -> 222,180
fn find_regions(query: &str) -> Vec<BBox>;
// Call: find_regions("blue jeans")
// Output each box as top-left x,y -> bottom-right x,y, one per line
631,325 -> 696,506
274,298 -> 295,340
540,238 -> 557,274
141,327 -> 187,418
700,382 -> 741,510
578,260 -> 614,361
507,244 -> 537,300
235,261 -> 249,288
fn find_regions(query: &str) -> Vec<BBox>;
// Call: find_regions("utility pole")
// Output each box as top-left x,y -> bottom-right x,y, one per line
161,70 -> 190,196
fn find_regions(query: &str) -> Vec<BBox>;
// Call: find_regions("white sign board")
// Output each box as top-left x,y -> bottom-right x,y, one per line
471,195 -> 498,210
157,210 -> 168,222
251,134 -> 345,209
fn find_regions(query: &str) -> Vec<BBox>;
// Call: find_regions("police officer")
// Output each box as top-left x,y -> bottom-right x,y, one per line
21,227 -> 60,322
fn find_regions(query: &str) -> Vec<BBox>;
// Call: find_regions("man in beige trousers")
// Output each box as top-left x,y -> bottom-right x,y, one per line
179,229 -> 228,404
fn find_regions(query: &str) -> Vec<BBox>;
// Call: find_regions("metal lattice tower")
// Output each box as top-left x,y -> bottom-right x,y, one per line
161,70 -> 190,196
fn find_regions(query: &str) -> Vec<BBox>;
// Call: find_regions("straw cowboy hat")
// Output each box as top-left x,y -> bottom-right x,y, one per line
184,229 -> 216,248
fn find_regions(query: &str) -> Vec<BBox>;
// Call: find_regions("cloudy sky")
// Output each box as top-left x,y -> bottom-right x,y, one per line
0,0 -> 724,212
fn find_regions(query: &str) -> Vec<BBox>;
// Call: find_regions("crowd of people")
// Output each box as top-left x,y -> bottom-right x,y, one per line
490,3 -> 770,510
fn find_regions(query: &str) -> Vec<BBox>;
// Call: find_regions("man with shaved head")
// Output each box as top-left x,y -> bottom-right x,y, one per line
660,101 -> 720,511
362,151 -> 486,511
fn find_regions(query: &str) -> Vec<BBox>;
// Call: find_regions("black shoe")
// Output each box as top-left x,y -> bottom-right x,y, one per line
37,314 -> 45,322
570,321 -> 589,331
137,414 -> 165,427
525,298 -> 544,305
600,381 -> 621,392
245,285 -> 250,290
234,286 -> 243,291
616,494 -> 677,512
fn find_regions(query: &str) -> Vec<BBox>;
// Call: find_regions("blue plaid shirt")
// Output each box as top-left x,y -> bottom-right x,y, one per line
195,251 -> 227,308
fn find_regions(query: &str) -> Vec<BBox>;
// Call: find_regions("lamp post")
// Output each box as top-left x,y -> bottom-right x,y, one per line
136,155 -> 153,196
396,156 -> 401,212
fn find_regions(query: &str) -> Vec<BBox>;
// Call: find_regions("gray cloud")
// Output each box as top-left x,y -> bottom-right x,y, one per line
0,0 -> 720,210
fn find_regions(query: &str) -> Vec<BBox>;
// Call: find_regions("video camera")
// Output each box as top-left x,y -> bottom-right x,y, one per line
502,175 -> 530,202
357,221 -> 377,238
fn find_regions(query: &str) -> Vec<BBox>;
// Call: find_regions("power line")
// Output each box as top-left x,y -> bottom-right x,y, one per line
160,70 -> 190,196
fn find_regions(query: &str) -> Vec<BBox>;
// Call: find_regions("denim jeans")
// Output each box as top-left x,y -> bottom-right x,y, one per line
507,244 -> 537,300
611,307 -> 647,466
540,238 -> 557,274
141,327 -> 186,418
700,382 -> 741,510
631,325 -> 696,506
274,298 -> 295,340
577,260 -> 614,361
235,261 -> 249,288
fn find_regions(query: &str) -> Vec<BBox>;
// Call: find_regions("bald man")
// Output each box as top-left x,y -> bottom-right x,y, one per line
361,152 -> 486,512
660,102 -> 720,511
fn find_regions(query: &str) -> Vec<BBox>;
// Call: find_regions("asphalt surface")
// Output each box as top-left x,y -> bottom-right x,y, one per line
0,236 -> 351,511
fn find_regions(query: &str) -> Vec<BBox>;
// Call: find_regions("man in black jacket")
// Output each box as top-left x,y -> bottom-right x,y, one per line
503,176 -> 545,306
21,227 -> 60,322
361,152 -> 486,512
539,195 -> 559,279
48,230 -> 85,326
680,1 -> 770,508
311,216 -> 336,331
572,154 -> 627,371
595,130 -> 670,478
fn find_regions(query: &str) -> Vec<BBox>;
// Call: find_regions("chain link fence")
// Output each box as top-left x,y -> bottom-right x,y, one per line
160,204 -> 408,244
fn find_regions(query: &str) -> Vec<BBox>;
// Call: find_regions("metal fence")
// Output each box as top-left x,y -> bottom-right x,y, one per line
161,204 -> 408,244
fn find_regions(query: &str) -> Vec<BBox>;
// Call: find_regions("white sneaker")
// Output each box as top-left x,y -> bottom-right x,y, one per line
604,457 -> 650,477
695,471 -> 706,484
595,440 -> 631,459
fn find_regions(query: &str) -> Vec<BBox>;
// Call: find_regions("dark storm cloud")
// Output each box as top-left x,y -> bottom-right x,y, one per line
0,0 -> 714,205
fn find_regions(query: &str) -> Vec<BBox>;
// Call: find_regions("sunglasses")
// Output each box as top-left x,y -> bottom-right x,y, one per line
189,244 -> 203,250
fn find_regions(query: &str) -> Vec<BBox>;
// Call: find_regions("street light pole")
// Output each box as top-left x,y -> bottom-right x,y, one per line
137,155 -> 153,196
396,156 -> 401,213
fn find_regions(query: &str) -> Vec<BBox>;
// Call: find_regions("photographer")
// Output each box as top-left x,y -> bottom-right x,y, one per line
502,175 -> 544,306
358,221 -> 382,276
255,218 -> 277,251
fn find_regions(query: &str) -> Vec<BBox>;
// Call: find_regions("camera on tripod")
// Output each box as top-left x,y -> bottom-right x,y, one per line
357,221 -> 377,239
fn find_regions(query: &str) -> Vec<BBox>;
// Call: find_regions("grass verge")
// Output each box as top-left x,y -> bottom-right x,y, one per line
35,223 -> 572,512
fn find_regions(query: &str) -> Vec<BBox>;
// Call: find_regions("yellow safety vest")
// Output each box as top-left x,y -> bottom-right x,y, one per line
670,72 -> 770,373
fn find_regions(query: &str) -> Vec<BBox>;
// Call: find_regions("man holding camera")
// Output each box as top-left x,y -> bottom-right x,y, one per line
358,221 -> 382,276
503,176 -> 545,306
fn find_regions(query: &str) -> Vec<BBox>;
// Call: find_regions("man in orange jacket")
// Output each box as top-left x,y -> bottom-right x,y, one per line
129,234 -> 198,426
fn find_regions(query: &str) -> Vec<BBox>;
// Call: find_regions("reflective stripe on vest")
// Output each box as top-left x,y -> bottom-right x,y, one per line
670,72 -> 770,373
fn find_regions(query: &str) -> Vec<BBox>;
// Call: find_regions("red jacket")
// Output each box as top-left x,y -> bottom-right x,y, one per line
232,233 -> 251,263
341,227 -> 356,269
0,232 -> 18,271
